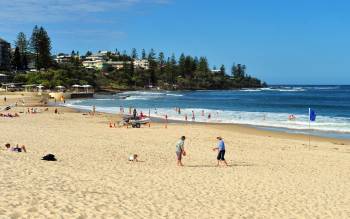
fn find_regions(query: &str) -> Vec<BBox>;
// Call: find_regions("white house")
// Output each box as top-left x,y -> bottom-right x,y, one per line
133,59 -> 150,70
82,53 -> 106,69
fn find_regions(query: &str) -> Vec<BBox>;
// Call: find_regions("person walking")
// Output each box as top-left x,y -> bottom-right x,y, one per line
92,105 -> 96,116
213,137 -> 228,166
176,136 -> 186,166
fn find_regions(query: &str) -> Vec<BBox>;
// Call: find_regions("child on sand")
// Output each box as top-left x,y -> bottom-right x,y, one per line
176,136 -> 186,166
128,154 -> 138,162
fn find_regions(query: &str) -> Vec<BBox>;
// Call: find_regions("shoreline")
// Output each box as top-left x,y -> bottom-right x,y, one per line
61,102 -> 350,145
154,117 -> 350,145
2,92 -> 348,145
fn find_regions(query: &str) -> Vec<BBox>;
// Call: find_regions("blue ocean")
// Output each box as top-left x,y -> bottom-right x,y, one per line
64,85 -> 350,139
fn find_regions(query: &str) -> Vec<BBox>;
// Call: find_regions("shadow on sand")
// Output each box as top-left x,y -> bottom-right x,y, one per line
186,162 -> 256,168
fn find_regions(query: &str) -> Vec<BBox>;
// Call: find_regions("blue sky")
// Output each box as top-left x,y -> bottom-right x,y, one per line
1,0 -> 349,84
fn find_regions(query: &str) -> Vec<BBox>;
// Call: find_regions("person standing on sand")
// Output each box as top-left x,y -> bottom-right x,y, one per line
213,137 -> 228,166
92,105 -> 96,115
133,108 -> 137,119
176,136 -> 186,166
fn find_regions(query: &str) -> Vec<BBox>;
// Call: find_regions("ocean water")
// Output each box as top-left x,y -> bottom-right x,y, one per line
64,85 -> 350,139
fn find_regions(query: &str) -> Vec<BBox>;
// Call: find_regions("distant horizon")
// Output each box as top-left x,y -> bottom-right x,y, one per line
1,0 -> 350,84
268,84 -> 350,86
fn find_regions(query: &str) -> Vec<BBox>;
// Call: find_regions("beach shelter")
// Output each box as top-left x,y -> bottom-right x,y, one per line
55,85 -> 65,92
36,85 -> 44,92
22,84 -> 38,92
72,84 -> 81,92
81,84 -> 92,93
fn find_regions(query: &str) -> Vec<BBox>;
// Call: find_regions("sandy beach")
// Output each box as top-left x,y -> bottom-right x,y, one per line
1,94 -> 350,218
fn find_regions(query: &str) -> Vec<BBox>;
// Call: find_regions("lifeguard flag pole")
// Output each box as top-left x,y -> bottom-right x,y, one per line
148,109 -> 151,128
308,108 -> 317,149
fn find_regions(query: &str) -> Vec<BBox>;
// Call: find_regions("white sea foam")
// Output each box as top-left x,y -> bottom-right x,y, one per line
94,98 -> 115,101
241,89 -> 261,92
241,87 -> 305,92
266,87 -> 305,92
166,93 -> 184,96
65,102 -> 350,133
122,91 -> 164,96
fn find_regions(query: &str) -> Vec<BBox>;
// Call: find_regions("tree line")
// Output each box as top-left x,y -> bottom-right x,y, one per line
10,26 -> 266,90
102,49 -> 265,90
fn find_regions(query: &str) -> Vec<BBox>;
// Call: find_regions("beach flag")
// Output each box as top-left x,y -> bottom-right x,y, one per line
309,108 -> 316,122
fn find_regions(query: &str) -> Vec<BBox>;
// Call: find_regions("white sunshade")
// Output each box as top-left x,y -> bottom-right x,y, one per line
81,84 -> 92,88
56,85 -> 65,88
72,84 -> 81,88
37,85 -> 44,88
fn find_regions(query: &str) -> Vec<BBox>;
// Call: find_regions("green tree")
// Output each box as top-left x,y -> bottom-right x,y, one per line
15,32 -> 29,70
178,53 -> 186,77
158,52 -> 165,82
141,49 -> 146,59
148,48 -> 156,60
164,54 -> 177,86
147,49 -> 157,85
85,51 -> 92,56
30,26 -> 52,70
30,25 -> 40,69
131,48 -> 138,59
219,64 -> 225,76
12,47 -> 22,70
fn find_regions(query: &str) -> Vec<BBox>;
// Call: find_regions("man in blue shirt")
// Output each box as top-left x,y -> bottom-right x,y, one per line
213,137 -> 228,166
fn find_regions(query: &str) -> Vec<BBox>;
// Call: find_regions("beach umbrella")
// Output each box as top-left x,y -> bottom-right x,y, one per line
56,85 -> 65,89
37,85 -> 44,89
72,84 -> 81,88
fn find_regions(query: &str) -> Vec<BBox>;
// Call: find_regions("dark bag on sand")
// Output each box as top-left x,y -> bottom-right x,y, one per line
42,154 -> 57,161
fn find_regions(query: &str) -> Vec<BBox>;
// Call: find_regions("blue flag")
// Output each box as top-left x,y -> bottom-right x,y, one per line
309,108 -> 316,121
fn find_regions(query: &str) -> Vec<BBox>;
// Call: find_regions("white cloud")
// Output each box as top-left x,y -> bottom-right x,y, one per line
0,0 -> 168,23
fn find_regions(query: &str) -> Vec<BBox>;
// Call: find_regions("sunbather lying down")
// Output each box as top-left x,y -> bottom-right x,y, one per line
5,143 -> 27,153
0,113 -> 19,117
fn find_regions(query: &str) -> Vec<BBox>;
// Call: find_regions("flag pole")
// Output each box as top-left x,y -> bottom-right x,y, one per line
308,108 -> 311,150
308,118 -> 311,150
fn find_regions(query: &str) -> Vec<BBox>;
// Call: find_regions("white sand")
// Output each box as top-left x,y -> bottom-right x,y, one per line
0,101 -> 350,218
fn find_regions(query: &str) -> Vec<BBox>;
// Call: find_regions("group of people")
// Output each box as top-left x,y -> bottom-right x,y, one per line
176,136 -> 228,167
0,112 -> 19,118
4,143 -> 27,153
126,136 -> 228,167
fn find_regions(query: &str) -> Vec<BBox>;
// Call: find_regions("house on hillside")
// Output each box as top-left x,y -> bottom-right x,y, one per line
133,59 -> 150,70
54,53 -> 76,64
82,53 -> 106,69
